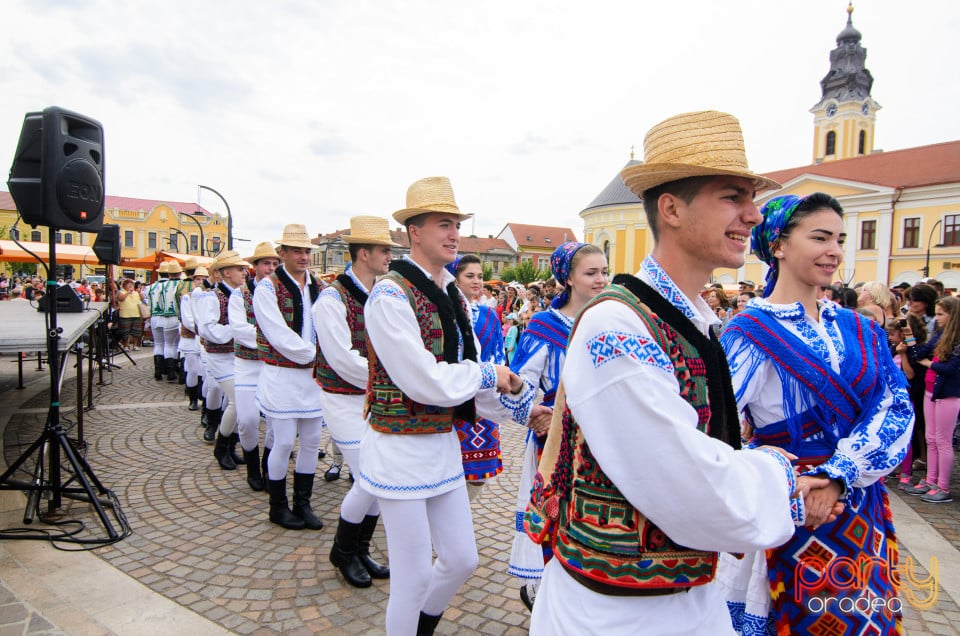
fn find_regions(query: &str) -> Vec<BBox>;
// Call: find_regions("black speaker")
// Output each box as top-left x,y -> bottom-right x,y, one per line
37,284 -> 84,314
7,106 -> 105,233
92,224 -> 121,265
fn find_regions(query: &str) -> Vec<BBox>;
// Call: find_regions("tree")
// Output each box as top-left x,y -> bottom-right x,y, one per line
512,260 -> 541,285
482,261 -> 493,281
500,266 -> 516,283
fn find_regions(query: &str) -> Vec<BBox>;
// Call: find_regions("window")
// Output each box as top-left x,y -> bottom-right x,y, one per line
64,233 -> 73,245
211,237 -> 222,254
124,230 -> 134,248
190,235 -> 199,252
902,218 -> 920,248
148,232 -> 157,250
54,231 -> 62,243
860,220 -> 876,250
31,230 -> 41,242
168,232 -> 178,251
825,131 -> 836,156
858,130 -> 867,155
945,214 -> 960,247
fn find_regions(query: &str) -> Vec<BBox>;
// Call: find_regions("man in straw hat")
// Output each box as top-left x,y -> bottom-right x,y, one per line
146,260 -> 182,382
174,256 -> 202,385
523,111 -> 840,634
179,265 -> 208,412
254,224 -> 326,531
361,176 -> 542,635
313,216 -> 398,588
230,242 -> 280,492
197,250 -> 251,471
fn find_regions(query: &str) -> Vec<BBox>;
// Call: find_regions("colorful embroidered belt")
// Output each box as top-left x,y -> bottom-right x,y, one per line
563,564 -> 691,597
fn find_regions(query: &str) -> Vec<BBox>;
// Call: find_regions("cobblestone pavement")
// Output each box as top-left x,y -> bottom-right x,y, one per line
1,349 -> 959,634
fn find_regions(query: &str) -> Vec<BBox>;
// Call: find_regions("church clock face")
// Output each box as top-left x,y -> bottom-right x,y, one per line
826,104 -> 838,117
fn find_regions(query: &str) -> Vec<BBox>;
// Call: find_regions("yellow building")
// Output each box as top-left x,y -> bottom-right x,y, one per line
581,5 -> 960,290
0,191 -> 227,279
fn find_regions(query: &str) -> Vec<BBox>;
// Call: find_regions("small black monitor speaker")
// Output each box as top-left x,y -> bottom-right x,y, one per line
38,284 -> 84,313
93,224 -> 121,265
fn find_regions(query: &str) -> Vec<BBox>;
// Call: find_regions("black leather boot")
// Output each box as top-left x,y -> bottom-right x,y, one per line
229,433 -> 245,465
165,358 -> 178,383
204,408 -> 220,443
291,472 -> 323,530
213,432 -> 237,470
153,355 -> 163,380
187,384 -> 200,411
329,517 -> 372,588
267,478 -> 305,530
261,447 -> 271,488
243,447 -> 265,492
357,515 -> 390,579
416,612 -> 443,636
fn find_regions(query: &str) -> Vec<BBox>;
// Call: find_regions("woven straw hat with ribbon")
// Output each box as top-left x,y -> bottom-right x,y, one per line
210,250 -> 252,272
393,176 -> 473,225
247,241 -> 280,263
275,224 -> 316,250
183,256 -> 199,271
620,111 -> 781,197
193,266 -> 209,278
157,261 -> 170,275
166,260 -> 183,275
342,216 -> 401,247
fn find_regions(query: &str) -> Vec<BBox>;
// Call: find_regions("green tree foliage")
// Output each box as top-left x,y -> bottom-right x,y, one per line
482,261 -> 493,281
500,266 -> 516,283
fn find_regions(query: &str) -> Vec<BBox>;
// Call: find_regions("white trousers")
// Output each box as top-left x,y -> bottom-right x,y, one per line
215,378 -> 237,437
378,487 -> 478,635
266,416 -> 323,479
235,387 -> 264,452
336,444 -> 379,523
184,351 -> 201,387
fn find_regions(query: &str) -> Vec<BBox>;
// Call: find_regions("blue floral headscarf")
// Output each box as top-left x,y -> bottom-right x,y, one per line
752,195 -> 803,298
550,241 -> 588,308
444,255 -> 461,278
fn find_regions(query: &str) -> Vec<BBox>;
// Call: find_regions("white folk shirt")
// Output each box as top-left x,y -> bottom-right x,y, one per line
178,290 -> 198,354
311,269 -> 370,451
530,256 -> 796,636
229,284 -> 264,392
253,272 -> 324,420
196,283 -> 237,383
359,256 -> 536,501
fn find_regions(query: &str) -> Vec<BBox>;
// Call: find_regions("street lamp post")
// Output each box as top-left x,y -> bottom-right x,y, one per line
922,219 -> 944,278
199,185 -> 232,251
169,228 -> 190,253
179,212 -> 207,257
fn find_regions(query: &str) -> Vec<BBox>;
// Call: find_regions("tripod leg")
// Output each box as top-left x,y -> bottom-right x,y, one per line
56,429 -> 119,539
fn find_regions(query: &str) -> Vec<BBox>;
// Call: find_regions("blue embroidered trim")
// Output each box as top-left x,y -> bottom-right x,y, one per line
515,510 -> 525,532
641,255 -> 696,320
507,565 -> 544,579
331,436 -> 361,447
369,280 -> 408,302
726,601 -> 775,636
357,469 -> 464,492
808,452 -> 860,493
256,277 -> 275,292
499,377 -> 535,425
319,286 -> 340,301
479,362 -> 497,390
255,398 -> 323,417
586,330 -> 674,372
755,447 -> 797,496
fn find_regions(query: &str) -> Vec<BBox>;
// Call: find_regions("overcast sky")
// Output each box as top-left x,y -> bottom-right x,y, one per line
2,0 -> 957,249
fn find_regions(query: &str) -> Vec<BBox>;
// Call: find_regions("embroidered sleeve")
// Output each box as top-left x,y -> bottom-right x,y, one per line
495,377 -> 536,425
369,279 -> 408,303
479,361 -> 497,390
319,286 -> 341,302
586,330 -> 673,373
754,447 -> 805,525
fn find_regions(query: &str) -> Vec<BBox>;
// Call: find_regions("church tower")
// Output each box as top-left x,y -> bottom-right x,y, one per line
810,3 -> 881,163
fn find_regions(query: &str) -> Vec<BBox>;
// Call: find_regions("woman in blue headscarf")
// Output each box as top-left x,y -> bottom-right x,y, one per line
507,241 -> 608,610
718,193 -> 913,635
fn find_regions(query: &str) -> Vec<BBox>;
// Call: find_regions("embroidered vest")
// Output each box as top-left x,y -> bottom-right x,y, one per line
316,278 -> 368,395
204,284 -> 235,354
526,285 -> 718,592
173,279 -> 191,319
234,280 -> 259,361
256,273 -> 317,369
367,270 -> 456,434
149,279 -> 177,317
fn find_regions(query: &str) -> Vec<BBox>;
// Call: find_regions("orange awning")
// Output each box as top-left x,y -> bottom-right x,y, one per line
120,251 -> 215,269
0,239 -> 100,265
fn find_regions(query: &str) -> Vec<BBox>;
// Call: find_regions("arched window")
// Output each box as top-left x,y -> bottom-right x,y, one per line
603,240 -> 610,263
858,130 -> 867,155
825,131 -> 836,156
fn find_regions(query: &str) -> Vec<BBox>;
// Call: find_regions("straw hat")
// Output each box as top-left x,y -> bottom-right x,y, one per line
247,241 -> 280,263
158,261 -> 170,274
620,111 -> 781,197
210,250 -> 252,272
183,256 -> 199,271
193,266 -> 209,278
166,260 -> 183,275
393,176 -> 472,225
342,216 -> 401,247
275,224 -> 316,250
